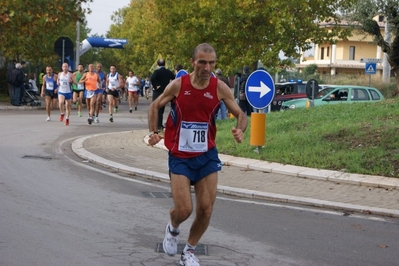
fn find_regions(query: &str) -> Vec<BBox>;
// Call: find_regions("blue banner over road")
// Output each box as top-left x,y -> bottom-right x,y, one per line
79,37 -> 128,56
245,69 -> 275,109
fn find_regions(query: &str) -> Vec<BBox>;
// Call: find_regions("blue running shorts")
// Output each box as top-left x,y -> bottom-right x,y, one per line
58,92 -> 72,100
168,147 -> 222,185
95,88 -> 104,95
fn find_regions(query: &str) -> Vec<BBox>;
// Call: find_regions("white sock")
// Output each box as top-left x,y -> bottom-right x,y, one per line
183,243 -> 196,253
169,223 -> 179,234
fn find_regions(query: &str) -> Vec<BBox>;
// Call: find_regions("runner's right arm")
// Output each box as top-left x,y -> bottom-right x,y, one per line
72,72 -> 77,85
79,73 -> 87,83
41,75 -> 46,97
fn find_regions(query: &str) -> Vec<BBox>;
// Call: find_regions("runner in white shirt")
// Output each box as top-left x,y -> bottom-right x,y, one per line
125,70 -> 141,112
57,63 -> 73,125
106,65 -> 124,122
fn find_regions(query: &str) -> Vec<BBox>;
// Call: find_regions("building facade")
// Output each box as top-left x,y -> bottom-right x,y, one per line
297,16 -> 386,76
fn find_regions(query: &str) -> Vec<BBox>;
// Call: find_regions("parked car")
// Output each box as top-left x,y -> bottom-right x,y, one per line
318,84 -> 336,90
270,80 -> 308,111
282,85 -> 384,110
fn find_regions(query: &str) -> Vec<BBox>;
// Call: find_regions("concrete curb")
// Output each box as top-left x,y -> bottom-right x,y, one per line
143,134 -> 399,191
72,131 -> 399,218
0,102 -> 83,111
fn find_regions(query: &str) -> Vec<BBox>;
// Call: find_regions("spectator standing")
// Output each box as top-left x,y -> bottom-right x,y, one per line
215,68 -> 231,120
150,58 -> 175,131
6,60 -> 16,103
39,69 -> 45,89
140,77 -> 145,97
10,62 -> 25,106
175,64 -> 183,74
239,66 -> 253,116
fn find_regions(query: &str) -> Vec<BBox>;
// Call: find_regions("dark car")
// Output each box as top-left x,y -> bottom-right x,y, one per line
270,81 -> 308,111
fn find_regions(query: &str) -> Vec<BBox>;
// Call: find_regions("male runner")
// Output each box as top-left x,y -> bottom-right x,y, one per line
148,43 -> 247,266
106,65 -> 124,122
57,63 -> 73,125
72,63 -> 85,117
41,66 -> 58,121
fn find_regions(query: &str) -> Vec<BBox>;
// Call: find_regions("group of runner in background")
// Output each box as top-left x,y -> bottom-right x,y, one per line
40,62 -> 152,125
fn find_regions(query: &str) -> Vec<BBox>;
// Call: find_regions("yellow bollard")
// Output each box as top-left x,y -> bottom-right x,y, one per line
250,112 -> 266,146
229,112 -> 234,119
306,100 -> 310,109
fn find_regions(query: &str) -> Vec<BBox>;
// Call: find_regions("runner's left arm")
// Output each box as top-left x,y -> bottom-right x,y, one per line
218,80 -> 247,142
118,75 -> 124,89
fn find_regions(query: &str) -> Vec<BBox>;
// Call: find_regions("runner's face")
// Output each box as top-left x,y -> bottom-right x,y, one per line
110,66 -> 116,73
96,65 -> 102,72
88,64 -> 94,72
46,67 -> 52,75
191,51 -> 216,80
78,65 -> 83,71
62,63 -> 68,72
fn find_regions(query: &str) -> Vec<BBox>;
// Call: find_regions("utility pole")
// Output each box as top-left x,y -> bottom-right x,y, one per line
75,21 -> 80,70
383,17 -> 391,83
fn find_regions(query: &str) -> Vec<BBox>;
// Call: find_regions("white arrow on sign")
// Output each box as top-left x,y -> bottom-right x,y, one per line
108,42 -> 122,47
248,81 -> 271,98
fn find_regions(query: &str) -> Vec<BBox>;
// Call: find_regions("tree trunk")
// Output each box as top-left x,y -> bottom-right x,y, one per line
394,67 -> 399,96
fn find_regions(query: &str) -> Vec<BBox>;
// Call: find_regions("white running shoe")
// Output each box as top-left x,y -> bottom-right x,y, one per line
94,117 -> 99,123
46,117 -> 51,121
179,250 -> 199,266
163,223 -> 179,256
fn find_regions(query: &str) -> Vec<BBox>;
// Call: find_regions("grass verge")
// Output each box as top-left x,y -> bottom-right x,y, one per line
216,99 -> 399,178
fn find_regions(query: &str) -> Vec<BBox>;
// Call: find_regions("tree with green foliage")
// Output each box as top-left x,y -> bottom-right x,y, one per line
304,64 -> 319,76
343,0 -> 399,95
105,0 -> 356,76
0,0 -> 92,66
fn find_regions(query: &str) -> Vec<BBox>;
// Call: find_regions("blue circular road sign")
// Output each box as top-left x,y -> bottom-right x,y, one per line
245,69 -> 275,109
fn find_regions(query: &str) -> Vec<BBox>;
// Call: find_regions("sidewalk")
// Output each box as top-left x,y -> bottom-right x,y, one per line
2,99 -> 398,217
72,130 -> 399,218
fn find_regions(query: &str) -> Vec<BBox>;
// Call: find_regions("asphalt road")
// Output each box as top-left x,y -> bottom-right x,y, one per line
1,103 -> 398,266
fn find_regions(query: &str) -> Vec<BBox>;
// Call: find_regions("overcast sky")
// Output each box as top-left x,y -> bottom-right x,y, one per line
82,0 -> 131,36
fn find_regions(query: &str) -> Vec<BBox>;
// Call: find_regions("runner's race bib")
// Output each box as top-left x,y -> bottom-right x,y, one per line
178,121 -> 208,152
47,82 -> 54,90
85,90 -> 95,99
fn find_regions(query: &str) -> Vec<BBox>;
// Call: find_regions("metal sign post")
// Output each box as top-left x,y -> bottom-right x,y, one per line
365,62 -> 377,87
305,79 -> 319,108
245,69 -> 275,153
62,39 -> 65,64
75,21 -> 80,69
